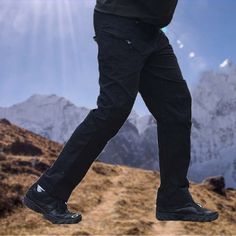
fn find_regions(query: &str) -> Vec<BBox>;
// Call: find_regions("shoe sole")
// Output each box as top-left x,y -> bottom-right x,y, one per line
156,211 -> 219,222
23,195 -> 82,224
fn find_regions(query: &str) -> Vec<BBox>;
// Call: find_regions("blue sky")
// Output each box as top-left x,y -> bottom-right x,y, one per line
0,0 -> 235,116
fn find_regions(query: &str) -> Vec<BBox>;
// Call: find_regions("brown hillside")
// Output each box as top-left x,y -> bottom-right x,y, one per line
0,118 -> 235,235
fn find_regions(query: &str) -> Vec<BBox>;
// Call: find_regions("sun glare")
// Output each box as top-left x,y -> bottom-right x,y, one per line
11,0 -> 81,90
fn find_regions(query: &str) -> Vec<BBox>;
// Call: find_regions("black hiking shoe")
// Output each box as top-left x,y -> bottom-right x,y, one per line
23,183 -> 82,224
156,201 -> 219,222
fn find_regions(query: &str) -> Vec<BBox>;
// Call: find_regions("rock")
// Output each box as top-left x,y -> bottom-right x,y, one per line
3,140 -> 43,156
0,182 -> 23,216
202,175 -> 226,196
0,118 -> 11,125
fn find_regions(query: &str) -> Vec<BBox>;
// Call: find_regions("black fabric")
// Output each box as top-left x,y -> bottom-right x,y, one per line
95,0 -> 178,27
37,10 -> 193,209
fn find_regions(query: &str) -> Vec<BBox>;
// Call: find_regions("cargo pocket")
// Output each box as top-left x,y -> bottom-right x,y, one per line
97,27 -> 149,59
103,30 -> 134,48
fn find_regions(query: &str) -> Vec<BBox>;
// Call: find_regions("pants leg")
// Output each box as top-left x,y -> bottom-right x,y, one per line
138,30 -> 194,210
36,10 -> 147,202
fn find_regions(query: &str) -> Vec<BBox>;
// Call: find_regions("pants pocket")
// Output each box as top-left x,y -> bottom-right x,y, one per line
96,24 -> 150,58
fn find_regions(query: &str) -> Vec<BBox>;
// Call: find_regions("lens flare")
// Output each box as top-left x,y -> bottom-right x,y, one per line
161,27 -> 168,33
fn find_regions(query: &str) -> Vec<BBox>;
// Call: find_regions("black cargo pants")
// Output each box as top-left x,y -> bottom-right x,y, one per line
37,9 -> 194,210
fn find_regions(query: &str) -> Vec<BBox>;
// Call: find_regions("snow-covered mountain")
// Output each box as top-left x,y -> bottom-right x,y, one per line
189,63 -> 236,187
0,63 -> 236,188
0,94 -> 90,143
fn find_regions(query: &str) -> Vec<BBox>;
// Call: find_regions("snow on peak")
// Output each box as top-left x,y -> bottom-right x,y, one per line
219,59 -> 232,68
25,93 -> 73,106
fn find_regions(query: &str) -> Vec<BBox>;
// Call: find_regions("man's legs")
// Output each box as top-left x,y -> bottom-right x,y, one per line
138,30 -> 194,210
35,10 -> 147,202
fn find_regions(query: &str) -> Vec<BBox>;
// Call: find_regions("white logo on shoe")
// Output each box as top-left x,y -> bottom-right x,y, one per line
71,213 -> 79,218
36,185 -> 45,192
196,203 -> 202,207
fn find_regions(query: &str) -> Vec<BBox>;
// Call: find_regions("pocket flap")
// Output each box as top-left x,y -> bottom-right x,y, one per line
101,28 -> 149,55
